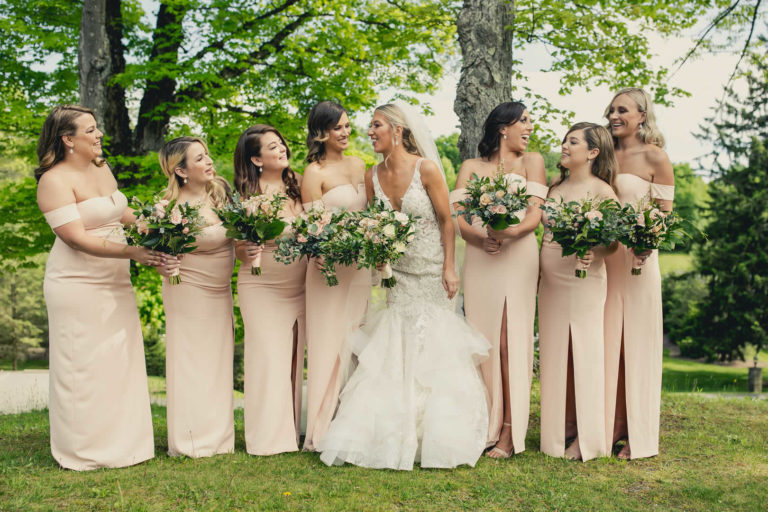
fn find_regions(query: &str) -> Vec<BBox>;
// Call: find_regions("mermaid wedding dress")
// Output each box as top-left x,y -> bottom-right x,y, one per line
318,159 -> 490,470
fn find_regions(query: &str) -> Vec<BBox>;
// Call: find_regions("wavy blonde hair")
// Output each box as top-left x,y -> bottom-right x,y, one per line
604,87 -> 665,148
34,105 -> 107,182
158,136 -> 231,207
558,122 -> 618,187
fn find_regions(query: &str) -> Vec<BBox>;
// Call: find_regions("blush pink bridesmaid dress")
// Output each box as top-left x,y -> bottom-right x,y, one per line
454,174 -> 548,453
604,174 -> 674,459
162,221 -> 235,458
302,183 -> 371,451
538,214 -> 610,462
43,190 -> 154,470
238,199 -> 307,455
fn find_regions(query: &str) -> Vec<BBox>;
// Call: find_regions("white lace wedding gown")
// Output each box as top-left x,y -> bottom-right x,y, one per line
318,159 -> 490,470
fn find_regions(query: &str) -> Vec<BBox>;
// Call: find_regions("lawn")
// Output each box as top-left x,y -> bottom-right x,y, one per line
662,356 -> 766,393
658,252 -> 694,275
1,388 -> 767,511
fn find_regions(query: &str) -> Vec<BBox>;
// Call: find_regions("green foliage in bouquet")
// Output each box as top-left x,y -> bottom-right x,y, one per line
458,172 -> 530,231
540,197 -> 623,278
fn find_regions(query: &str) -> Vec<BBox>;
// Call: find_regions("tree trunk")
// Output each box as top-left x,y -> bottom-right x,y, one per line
134,1 -> 188,155
454,0 -> 515,161
78,0 -> 109,126
10,279 -> 17,371
78,0 -> 131,157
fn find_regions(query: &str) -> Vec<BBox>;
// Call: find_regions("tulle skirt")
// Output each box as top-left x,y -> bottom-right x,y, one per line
318,302 -> 490,470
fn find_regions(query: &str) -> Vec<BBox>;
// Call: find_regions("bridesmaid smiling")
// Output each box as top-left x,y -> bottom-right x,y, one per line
603,88 -> 674,460
156,136 -> 236,458
538,122 -> 619,462
36,105 -> 156,470
452,102 -> 547,458
235,124 -> 307,456
300,101 -> 371,452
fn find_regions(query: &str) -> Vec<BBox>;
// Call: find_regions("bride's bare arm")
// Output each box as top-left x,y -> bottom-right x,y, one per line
420,160 -> 459,299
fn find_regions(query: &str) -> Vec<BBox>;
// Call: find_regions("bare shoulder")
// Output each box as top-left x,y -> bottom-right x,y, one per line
37,167 -> 76,211
523,152 -> 546,182
595,179 -> 618,201
645,145 -> 674,183
419,158 -> 444,181
303,161 -> 323,177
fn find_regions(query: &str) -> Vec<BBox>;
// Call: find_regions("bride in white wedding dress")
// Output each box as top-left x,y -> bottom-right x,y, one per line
318,102 -> 490,470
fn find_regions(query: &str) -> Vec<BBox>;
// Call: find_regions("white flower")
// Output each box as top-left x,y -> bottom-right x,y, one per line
169,206 -> 182,225
393,241 -> 407,253
382,224 -> 396,238
393,211 -> 409,225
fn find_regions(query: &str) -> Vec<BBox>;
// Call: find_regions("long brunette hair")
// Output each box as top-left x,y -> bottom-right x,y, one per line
34,105 -> 106,182
234,124 -> 301,200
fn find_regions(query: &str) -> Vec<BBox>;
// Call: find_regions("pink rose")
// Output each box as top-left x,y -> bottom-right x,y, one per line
153,204 -> 166,218
585,210 -> 603,221
495,190 -> 505,199
649,208 -> 662,220
297,234 -> 308,243
169,206 -> 182,225
490,204 -> 508,215
479,193 -> 493,205
181,217 -> 189,225
159,199 -> 170,207
182,226 -> 189,234
136,219 -> 149,235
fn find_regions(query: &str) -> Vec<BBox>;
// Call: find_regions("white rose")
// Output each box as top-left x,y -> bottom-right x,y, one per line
393,241 -> 407,253
382,224 -> 396,238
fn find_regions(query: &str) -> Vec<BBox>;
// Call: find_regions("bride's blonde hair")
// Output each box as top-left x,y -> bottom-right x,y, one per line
604,87 -> 665,149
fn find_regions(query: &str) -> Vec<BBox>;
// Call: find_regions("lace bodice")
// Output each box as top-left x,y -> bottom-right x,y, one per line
372,159 -> 453,310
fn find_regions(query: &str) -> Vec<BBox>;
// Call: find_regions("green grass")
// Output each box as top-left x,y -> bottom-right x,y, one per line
1,390 -> 766,511
146,376 -> 244,401
662,356 -> 765,393
0,359 -> 48,371
659,252 -> 694,275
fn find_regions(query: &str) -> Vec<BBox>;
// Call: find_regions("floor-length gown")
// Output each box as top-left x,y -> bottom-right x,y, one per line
163,222 -> 235,458
457,174 -> 548,453
43,190 -> 154,470
303,183 -> 371,451
318,160 -> 490,470
239,203 -> 307,455
538,222 -> 609,462
604,175 -> 675,459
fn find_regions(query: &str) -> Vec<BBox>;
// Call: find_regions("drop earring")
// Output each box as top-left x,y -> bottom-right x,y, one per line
183,177 -> 188,185
69,147 -> 74,154
503,134 -> 507,140
256,166 -> 262,174
395,136 -> 399,146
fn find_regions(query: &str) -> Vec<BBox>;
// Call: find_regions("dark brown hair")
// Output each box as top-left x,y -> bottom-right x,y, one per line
234,124 -> 301,201
306,101 -> 347,163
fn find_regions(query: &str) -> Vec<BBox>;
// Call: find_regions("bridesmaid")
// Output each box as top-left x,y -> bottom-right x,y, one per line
35,105 -> 156,470
234,124 -> 307,455
603,88 -> 674,460
452,102 -> 547,457
301,101 -> 371,451
156,136 -> 235,458
538,122 -> 619,461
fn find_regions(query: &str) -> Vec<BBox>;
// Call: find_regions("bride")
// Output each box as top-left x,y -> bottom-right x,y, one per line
318,102 -> 490,470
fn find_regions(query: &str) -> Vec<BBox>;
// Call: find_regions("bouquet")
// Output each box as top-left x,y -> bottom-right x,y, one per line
355,198 -> 417,288
540,196 -> 623,278
126,197 -> 204,284
214,192 -> 287,275
617,201 -> 688,275
457,172 -> 530,230
274,205 -> 354,286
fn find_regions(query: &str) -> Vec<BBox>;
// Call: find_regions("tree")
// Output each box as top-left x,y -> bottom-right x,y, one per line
697,38 -> 768,172
692,137 -> 768,361
2,0 -> 458,172
453,0 -> 766,160
671,162 -> 709,251
0,265 -> 47,369
454,0 -> 514,161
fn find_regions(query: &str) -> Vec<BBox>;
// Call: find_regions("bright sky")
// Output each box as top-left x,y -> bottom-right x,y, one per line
357,30 -> 740,169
